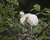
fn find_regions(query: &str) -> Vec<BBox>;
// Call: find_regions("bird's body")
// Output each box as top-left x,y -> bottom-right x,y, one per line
19,11 -> 39,37
20,13 -> 38,26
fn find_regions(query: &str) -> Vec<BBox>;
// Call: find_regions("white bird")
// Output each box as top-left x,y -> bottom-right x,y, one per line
19,11 -> 38,36
19,11 -> 38,26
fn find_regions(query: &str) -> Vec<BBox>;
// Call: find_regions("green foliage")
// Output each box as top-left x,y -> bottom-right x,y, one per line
31,4 -> 40,11
34,4 -> 40,11
0,0 -> 50,40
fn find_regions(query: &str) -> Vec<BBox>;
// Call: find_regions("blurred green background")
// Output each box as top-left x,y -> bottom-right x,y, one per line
0,0 -> 50,40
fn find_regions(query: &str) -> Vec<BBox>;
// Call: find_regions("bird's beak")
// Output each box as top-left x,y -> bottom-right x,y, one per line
19,14 -> 22,17
23,17 -> 28,23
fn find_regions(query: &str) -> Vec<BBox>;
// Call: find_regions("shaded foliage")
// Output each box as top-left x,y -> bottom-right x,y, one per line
0,0 -> 50,40
19,0 -> 50,12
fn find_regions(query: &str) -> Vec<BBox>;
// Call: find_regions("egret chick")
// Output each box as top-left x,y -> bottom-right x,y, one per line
19,11 -> 38,36
19,11 -> 38,26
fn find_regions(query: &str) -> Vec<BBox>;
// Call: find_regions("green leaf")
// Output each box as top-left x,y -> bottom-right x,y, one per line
9,23 -> 14,27
34,4 -> 40,11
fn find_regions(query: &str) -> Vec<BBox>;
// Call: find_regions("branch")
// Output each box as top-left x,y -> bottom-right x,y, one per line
35,23 -> 49,38
22,23 -> 50,40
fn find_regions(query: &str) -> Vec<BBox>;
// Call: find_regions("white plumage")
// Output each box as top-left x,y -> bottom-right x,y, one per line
19,11 -> 38,26
19,11 -> 39,36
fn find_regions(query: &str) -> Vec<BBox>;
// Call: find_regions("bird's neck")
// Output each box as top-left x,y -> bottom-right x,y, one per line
21,14 -> 25,17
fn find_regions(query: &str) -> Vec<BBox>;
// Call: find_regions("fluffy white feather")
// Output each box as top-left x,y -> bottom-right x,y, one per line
19,11 -> 38,26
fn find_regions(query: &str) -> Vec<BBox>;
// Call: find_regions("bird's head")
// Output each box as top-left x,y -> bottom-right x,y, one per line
19,11 -> 25,17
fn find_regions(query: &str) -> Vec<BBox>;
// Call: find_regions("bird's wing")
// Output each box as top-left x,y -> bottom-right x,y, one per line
28,15 -> 38,26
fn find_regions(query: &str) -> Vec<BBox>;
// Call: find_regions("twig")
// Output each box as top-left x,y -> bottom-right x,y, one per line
22,23 -> 49,40
35,24 -> 49,38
